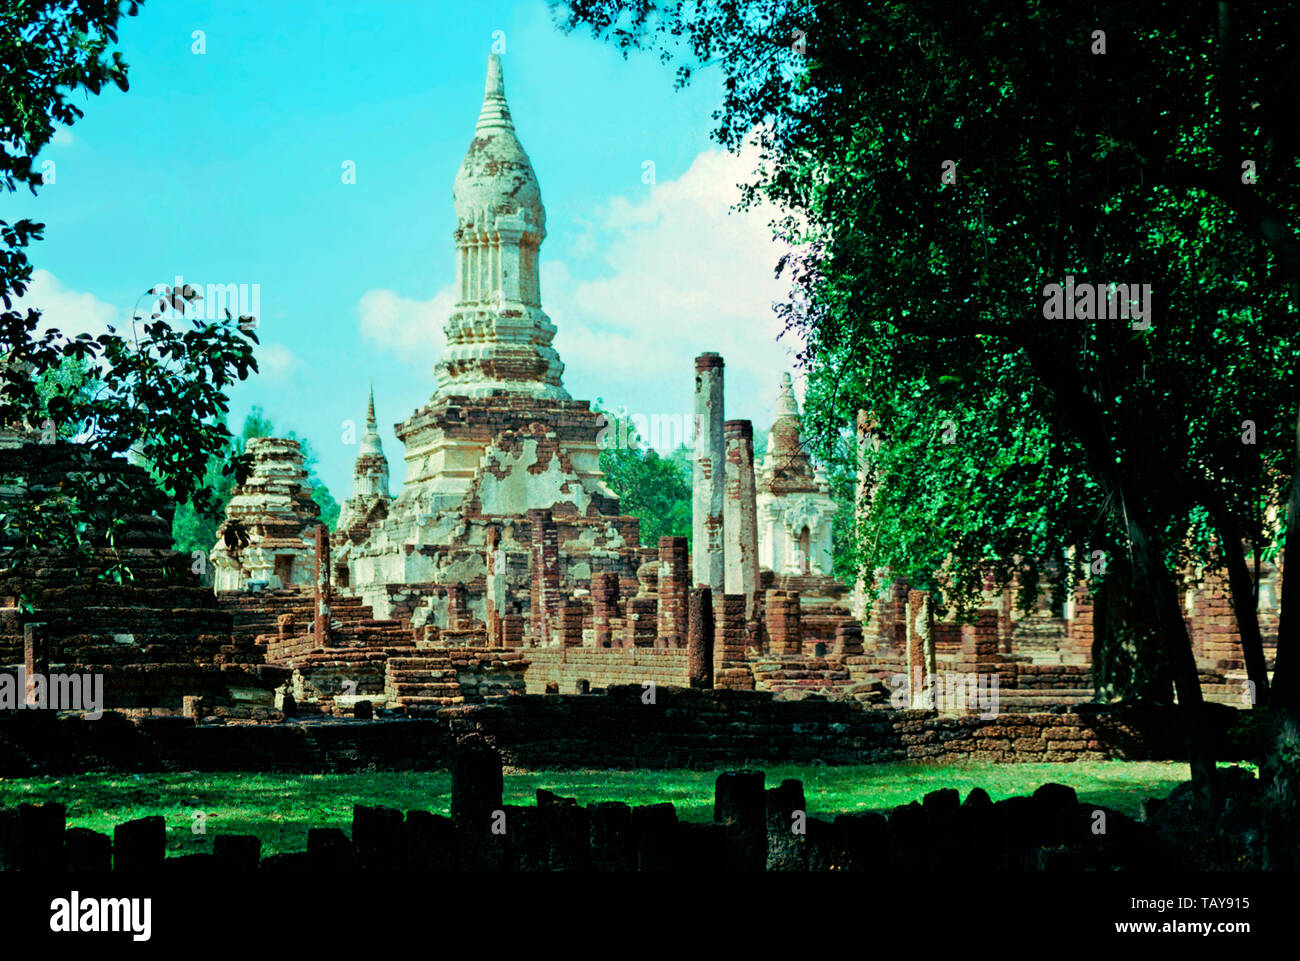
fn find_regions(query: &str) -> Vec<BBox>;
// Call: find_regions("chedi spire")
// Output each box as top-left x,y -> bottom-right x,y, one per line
435,53 -> 568,401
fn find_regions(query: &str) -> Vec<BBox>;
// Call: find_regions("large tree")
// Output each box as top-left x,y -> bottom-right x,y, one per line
1,0 -> 259,584
596,404 -> 692,547
557,0 -> 1300,813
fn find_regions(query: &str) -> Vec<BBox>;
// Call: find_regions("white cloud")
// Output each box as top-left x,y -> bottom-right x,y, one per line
50,128 -> 75,147
11,269 -> 119,339
548,140 -> 803,429
357,284 -> 453,361
257,343 -> 299,379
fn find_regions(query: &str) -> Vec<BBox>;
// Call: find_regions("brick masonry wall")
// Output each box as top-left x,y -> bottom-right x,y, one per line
0,688 -> 1246,775
524,648 -> 689,694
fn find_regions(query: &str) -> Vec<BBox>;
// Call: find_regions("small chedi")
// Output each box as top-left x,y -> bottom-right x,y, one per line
757,373 -> 837,579
210,437 -> 320,592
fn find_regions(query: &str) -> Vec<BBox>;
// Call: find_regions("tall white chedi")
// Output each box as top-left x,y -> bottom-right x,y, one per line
434,53 -> 569,401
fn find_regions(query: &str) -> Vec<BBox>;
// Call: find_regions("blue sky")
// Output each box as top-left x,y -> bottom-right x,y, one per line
12,0 -> 804,500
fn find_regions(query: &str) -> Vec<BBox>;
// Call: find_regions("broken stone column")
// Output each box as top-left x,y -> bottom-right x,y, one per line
626,560 -> 659,648
765,589 -> 802,655
958,608 -> 1000,674
692,353 -> 725,592
713,593 -> 753,689
714,770 -> 766,872
559,598 -> 585,648
23,622 -> 46,708
657,536 -> 689,648
485,527 -> 506,647
625,596 -> 658,648
313,525 -> 331,649
446,582 -> 468,630
451,734 -> 503,829
529,510 -> 560,646
688,587 -> 714,689
833,621 -> 864,658
502,607 -> 525,649
724,419 -> 759,620
906,590 -> 937,710
591,572 -> 620,649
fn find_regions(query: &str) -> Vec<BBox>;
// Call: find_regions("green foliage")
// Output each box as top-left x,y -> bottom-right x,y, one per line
0,0 -> 138,307
170,405 -> 341,553
597,405 -> 692,547
560,0 -> 1300,629
0,0 -> 260,589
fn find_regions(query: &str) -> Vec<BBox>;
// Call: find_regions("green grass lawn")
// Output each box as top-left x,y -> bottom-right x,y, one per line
0,761 -> 1206,857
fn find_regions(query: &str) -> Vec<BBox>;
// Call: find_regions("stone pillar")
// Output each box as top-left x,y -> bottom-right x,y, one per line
851,409 -> 877,620
765,589 -> 802,655
688,587 -> 714,689
446,582 -> 468,631
591,572 -> 620,649
624,597 -> 657,648
529,510 -> 560,646
485,527 -> 506,647
23,622 -> 46,708
833,621 -> 864,658
869,578 -> 908,652
502,609 -> 525,649
692,353 -> 725,592
313,525 -> 330,649
1069,580 -> 1095,664
906,590 -> 937,709
558,598 -> 585,648
657,536 -> 689,648
958,608 -> 1000,673
724,419 -> 759,619
713,593 -> 753,689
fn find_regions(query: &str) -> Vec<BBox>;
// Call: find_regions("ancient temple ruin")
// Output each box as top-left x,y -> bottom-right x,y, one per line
183,52 -> 1271,720
331,53 -> 641,629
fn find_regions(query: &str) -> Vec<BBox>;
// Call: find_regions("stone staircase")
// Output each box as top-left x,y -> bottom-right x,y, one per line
385,655 -> 466,709
1008,614 -> 1070,653
752,655 -> 851,697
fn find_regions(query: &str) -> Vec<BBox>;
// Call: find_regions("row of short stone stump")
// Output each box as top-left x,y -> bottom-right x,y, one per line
0,735 -> 1165,872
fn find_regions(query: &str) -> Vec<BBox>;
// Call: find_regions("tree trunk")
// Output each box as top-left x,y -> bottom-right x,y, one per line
1212,515 -> 1270,707
1125,511 -> 1219,815
1012,331 -> 1218,814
